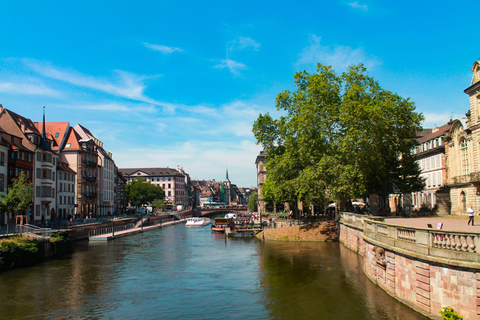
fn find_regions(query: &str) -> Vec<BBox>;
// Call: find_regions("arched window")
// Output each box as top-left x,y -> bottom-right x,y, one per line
460,139 -> 469,175
461,191 -> 466,212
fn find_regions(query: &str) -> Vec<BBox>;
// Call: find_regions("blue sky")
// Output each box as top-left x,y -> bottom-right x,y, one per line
0,1 -> 478,187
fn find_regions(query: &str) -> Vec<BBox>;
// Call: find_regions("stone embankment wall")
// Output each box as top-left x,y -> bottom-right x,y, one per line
257,221 -> 338,241
340,213 -> 480,320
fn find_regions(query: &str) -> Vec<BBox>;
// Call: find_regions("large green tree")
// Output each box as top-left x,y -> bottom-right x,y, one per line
126,178 -> 165,208
0,171 -> 34,226
253,63 -> 424,209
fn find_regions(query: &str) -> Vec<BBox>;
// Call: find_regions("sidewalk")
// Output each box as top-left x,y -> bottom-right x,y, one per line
384,215 -> 480,233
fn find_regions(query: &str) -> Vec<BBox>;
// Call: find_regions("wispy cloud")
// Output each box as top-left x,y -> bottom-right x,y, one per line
26,60 -> 179,113
143,42 -> 183,54
348,1 -> 368,10
297,35 -> 381,72
228,37 -> 260,52
0,82 -> 59,96
214,59 -> 247,77
216,36 -> 260,77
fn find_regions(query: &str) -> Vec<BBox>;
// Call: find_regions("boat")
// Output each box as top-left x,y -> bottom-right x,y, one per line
185,217 -> 211,227
211,217 -> 233,233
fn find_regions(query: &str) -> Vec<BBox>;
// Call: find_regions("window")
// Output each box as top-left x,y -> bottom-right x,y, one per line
0,174 -> 4,192
37,152 -> 41,161
461,139 -> 469,175
65,143 -> 71,149
55,132 -> 59,138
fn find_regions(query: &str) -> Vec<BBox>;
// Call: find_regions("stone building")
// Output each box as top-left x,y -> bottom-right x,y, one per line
446,59 -> 480,215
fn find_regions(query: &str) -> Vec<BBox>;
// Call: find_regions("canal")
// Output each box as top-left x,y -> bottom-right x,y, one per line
0,224 -> 427,319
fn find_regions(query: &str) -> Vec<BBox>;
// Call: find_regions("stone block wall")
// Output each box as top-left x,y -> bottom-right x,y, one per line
340,221 -> 480,319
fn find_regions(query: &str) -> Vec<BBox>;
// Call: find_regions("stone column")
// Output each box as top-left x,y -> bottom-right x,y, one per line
403,193 -> 412,217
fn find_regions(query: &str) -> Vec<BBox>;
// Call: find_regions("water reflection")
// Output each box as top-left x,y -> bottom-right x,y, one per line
0,226 -> 427,319
258,241 -> 427,320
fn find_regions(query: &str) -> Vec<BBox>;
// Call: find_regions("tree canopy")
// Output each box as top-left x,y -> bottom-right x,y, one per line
248,192 -> 258,212
0,171 -> 34,220
126,178 -> 165,208
252,63 -> 424,208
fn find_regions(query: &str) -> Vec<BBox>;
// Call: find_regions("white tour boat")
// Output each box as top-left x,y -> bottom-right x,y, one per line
185,217 -> 211,227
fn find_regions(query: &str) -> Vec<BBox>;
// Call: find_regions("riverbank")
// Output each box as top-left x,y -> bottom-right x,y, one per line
256,221 -> 338,241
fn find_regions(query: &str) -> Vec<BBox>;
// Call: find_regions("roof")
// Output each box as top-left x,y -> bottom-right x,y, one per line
39,122 -> 70,151
4,109 -> 42,135
119,167 -> 184,177
417,123 -> 451,144
57,160 -> 77,174
62,127 -> 83,151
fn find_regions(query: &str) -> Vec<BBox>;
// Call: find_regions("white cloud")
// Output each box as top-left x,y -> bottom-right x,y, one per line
143,42 -> 183,54
228,37 -> 260,52
114,139 -> 262,187
214,59 -> 247,77
348,1 -> 368,10
422,112 -> 458,128
0,82 -> 59,96
297,35 -> 381,72
26,60 -> 179,113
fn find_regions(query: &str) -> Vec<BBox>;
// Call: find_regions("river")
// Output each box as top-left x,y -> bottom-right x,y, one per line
0,224 -> 427,319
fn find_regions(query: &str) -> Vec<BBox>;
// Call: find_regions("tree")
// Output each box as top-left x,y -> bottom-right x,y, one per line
253,63 -> 424,210
0,171 -> 34,226
126,178 -> 165,209
248,192 -> 258,212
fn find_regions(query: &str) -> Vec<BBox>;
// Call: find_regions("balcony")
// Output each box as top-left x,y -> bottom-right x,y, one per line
83,175 -> 97,182
83,192 -> 97,199
448,171 -> 480,186
83,160 -> 98,168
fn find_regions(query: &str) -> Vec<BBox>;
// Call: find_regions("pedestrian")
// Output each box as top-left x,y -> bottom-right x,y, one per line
468,206 -> 475,225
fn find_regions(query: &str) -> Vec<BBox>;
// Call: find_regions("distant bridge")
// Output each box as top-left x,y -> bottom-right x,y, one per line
199,208 -> 248,217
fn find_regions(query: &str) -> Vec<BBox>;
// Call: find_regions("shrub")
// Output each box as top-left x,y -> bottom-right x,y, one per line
440,307 -> 463,320
50,231 -> 73,256
0,237 -> 44,271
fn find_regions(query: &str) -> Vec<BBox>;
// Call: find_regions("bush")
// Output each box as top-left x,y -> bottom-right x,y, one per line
440,307 -> 463,320
0,237 -> 44,271
50,231 -> 73,256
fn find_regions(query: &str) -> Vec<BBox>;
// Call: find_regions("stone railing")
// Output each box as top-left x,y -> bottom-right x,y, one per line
340,212 -> 480,264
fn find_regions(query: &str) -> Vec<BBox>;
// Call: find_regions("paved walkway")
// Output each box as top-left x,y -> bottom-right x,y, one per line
384,215 -> 480,233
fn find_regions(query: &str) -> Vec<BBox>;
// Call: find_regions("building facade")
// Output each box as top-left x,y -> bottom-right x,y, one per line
411,124 -> 450,213
446,60 -> 480,215
255,151 -> 267,213
120,167 -> 187,207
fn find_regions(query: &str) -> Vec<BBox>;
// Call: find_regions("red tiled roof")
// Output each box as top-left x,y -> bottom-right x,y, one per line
417,123 -> 451,143
5,108 -> 41,135
36,122 -> 70,151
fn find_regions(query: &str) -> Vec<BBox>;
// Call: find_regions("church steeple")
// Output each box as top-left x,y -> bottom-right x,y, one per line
226,168 -> 230,182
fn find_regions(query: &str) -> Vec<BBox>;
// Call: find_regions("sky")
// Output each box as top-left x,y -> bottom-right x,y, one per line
0,1 -> 478,187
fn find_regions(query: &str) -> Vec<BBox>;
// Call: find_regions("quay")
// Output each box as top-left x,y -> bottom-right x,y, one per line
339,212 -> 480,320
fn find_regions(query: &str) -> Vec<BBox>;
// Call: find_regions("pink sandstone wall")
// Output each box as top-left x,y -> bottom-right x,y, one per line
340,223 -> 480,320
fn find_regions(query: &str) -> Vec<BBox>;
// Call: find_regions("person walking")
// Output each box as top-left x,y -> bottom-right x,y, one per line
468,206 -> 475,225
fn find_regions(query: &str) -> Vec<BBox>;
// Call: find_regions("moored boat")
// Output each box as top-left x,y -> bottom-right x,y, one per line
211,217 -> 233,233
185,217 -> 211,227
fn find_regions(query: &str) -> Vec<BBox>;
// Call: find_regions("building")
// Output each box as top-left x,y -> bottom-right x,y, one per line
0,107 -> 57,225
119,167 -> 187,207
411,123 -> 450,213
445,59 -> 480,215
56,160 -> 76,220
255,151 -> 267,213
0,127 -> 34,225
74,124 -> 116,216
